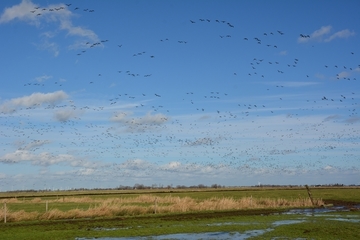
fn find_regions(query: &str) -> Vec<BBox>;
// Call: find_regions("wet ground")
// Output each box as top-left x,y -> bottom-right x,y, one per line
323,199 -> 360,208
75,201 -> 360,240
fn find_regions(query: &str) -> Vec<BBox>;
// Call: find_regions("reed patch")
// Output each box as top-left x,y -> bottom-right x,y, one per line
0,195 -> 323,222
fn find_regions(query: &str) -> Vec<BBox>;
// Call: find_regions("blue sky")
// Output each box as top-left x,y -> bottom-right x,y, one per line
0,0 -> 359,191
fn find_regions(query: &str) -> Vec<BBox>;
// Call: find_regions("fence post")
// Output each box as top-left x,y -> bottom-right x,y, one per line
4,202 -> 6,223
305,185 -> 315,206
154,197 -> 157,214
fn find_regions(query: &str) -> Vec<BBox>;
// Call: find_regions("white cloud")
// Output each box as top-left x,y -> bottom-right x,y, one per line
120,159 -> 155,171
0,0 -> 38,24
345,116 -> 360,124
11,91 -> 66,106
0,0 -> 99,54
35,74 -> 52,82
312,25 -> 332,39
77,168 -> 95,176
298,25 -> 355,43
167,161 -> 181,169
20,140 -> 51,151
60,19 -> 98,42
0,91 -> 68,113
298,25 -> 331,43
324,165 -> 335,172
110,111 -> 128,122
322,115 -> 340,122
325,29 -> 355,42
336,71 -> 350,79
37,39 -> 60,57
315,73 -> 326,79
111,111 -> 169,132
54,108 -> 84,122
138,112 -> 169,125
184,137 -> 219,146
0,150 -> 102,168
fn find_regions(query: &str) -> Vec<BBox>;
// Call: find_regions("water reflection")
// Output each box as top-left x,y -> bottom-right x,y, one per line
75,206 -> 360,240
272,219 -> 306,226
285,205 -> 351,216
76,229 -> 271,240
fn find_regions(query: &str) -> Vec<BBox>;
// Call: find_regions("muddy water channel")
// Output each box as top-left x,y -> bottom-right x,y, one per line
76,206 -> 360,240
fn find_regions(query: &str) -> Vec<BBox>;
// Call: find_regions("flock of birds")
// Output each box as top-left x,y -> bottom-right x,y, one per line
0,2 -> 359,189
29,3 -> 95,16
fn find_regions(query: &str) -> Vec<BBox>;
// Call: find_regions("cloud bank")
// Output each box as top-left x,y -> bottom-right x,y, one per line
0,0 -> 99,55
0,149 -> 102,168
0,90 -> 68,113
111,111 -> 169,132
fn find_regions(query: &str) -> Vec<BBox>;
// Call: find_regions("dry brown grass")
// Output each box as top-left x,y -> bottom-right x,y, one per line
0,195 -> 324,222
53,196 -> 94,203
30,197 -> 42,203
0,209 -> 38,222
0,198 -> 21,203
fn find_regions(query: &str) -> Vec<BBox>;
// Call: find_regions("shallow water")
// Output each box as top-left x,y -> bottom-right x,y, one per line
284,206 -> 348,215
327,218 -> 360,223
75,206 -> 360,240
76,229 -> 272,240
271,219 -> 306,227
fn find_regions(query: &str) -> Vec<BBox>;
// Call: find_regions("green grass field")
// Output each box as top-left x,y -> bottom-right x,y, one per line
2,186 -> 359,201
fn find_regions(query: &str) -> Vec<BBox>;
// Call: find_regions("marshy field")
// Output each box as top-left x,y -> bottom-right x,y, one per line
0,186 -> 359,239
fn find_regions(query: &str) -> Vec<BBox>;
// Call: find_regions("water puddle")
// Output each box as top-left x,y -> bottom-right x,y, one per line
205,221 -> 252,226
324,214 -> 360,223
76,229 -> 271,240
284,206 -> 348,216
272,219 -> 306,227
93,227 -> 126,231
75,206 -> 359,240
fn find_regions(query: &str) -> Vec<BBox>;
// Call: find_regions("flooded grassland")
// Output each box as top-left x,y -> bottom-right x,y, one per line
0,187 -> 359,239
0,204 -> 359,240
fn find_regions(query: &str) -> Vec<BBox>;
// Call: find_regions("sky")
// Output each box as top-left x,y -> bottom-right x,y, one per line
0,0 -> 359,191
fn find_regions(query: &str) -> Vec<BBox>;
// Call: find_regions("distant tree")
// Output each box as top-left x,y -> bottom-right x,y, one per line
133,183 -> 146,190
117,185 -> 132,190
